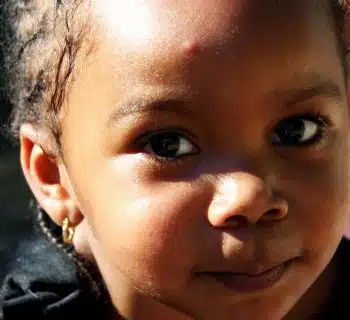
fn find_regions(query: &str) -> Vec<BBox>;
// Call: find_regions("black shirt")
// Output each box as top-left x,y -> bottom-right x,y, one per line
0,210 -> 109,320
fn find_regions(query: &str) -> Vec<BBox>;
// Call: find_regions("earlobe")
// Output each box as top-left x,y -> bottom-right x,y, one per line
19,124 -> 82,227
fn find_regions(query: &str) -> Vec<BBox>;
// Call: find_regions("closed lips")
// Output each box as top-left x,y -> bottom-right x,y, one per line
197,259 -> 295,293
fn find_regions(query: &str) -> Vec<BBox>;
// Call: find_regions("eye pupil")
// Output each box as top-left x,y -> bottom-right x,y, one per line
149,133 -> 180,157
275,118 -> 306,144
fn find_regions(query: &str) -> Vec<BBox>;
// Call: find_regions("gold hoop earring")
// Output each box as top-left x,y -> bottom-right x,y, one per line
62,217 -> 75,244
341,0 -> 349,10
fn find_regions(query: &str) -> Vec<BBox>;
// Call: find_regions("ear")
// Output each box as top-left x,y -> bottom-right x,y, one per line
19,124 -> 83,227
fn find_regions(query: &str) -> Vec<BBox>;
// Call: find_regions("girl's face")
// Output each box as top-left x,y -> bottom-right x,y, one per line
58,0 -> 350,319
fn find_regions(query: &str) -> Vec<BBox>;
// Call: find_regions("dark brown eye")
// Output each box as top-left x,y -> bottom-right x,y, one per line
271,115 -> 326,146
140,131 -> 198,159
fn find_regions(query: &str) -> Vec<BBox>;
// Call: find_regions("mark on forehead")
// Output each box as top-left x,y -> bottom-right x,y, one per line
182,40 -> 202,57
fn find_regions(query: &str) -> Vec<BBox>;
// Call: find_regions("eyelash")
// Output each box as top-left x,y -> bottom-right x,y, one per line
132,111 -> 332,163
271,111 -> 332,147
134,128 -> 200,162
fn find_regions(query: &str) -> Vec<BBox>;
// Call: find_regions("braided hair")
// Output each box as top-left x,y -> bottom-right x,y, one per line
3,0 -> 92,144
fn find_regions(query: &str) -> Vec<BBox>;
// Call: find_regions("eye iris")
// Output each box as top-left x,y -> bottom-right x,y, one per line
275,118 -> 309,144
149,133 -> 180,157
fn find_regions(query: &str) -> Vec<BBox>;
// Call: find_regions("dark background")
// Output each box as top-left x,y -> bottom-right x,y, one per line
0,8 -> 32,276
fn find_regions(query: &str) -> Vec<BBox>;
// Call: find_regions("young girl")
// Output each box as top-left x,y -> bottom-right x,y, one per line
1,0 -> 350,319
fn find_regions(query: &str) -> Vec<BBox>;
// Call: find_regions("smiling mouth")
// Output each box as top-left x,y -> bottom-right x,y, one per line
199,259 -> 294,293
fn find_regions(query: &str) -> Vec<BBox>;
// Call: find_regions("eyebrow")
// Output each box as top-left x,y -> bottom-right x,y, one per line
272,76 -> 344,107
107,98 -> 196,127
107,74 -> 344,126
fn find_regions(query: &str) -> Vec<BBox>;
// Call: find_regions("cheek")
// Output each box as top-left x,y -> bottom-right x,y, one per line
287,150 -> 350,259
74,158 -> 211,289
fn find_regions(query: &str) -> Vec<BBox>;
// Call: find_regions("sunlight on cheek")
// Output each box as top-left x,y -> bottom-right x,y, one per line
98,0 -> 154,44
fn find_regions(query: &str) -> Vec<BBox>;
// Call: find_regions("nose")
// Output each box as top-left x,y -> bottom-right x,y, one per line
207,173 -> 288,228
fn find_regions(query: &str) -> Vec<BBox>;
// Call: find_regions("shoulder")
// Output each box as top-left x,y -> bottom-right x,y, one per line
0,209 -> 104,320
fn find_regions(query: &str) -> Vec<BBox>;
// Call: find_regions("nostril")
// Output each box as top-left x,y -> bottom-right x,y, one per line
267,208 -> 280,215
225,215 -> 249,228
261,208 -> 284,221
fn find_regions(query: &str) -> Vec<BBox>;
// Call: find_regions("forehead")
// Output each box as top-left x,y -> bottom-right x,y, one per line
67,0 -> 345,124
89,0 -> 340,81
92,0 -> 332,37
93,0 -> 243,47
91,0 -> 335,53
